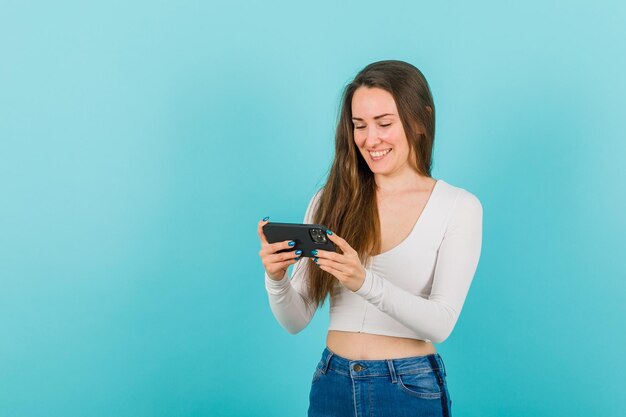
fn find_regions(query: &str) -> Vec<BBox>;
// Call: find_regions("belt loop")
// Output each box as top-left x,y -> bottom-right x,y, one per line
438,354 -> 447,377
387,359 -> 397,383
322,350 -> 333,373
427,355 -> 444,385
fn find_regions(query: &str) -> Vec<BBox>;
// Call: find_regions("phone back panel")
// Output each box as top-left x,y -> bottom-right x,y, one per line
263,222 -> 336,257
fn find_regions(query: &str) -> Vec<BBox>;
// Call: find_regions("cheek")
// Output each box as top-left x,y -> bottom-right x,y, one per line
388,126 -> 402,139
386,128 -> 405,145
353,131 -> 366,146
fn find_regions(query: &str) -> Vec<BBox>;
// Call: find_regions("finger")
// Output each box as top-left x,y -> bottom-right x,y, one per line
313,257 -> 350,274
262,250 -> 301,274
314,249 -> 348,265
267,240 -> 296,254
268,249 -> 300,264
273,257 -> 300,270
259,239 -> 294,257
325,230 -> 356,255
259,245 -> 298,261
316,261 -> 344,279
257,219 -> 270,245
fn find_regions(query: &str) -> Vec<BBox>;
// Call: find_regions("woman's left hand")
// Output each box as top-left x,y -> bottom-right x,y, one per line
312,230 -> 366,293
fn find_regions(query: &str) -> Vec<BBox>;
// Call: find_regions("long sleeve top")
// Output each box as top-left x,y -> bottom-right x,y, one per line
264,178 -> 483,344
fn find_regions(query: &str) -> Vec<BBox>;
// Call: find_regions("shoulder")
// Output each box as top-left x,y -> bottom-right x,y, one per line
303,188 -> 324,222
438,179 -> 482,212
308,188 -> 324,209
437,180 -> 483,229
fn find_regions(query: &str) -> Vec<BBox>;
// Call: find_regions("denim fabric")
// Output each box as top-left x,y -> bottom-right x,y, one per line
308,346 -> 452,417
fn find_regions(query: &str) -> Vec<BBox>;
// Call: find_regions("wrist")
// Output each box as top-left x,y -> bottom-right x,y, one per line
353,268 -> 373,297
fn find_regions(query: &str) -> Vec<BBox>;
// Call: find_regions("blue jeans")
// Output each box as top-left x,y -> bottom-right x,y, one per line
308,346 -> 452,417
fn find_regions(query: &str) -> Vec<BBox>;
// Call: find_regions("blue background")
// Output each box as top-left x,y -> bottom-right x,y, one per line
1,1 -> 625,416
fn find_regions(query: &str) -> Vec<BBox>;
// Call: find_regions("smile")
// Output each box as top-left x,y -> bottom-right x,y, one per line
369,149 -> 392,160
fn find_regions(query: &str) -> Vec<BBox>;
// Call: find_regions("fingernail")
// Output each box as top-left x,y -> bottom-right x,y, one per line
262,216 -> 269,221
288,241 -> 296,246
311,249 -> 318,256
314,257 -> 319,263
295,256 -> 301,261
326,229 -> 333,235
295,250 -> 302,255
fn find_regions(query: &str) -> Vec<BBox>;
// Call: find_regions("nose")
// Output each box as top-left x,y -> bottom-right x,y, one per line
364,125 -> 383,147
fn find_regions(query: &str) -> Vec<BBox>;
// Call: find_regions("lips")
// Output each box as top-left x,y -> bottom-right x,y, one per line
369,148 -> 392,161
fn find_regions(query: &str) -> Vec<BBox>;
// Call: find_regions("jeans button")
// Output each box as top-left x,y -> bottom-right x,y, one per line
353,364 -> 364,372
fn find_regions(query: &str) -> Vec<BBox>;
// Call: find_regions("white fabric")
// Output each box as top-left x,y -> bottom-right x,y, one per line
264,179 -> 482,343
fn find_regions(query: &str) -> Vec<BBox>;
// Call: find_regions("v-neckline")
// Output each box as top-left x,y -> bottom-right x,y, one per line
372,179 -> 442,258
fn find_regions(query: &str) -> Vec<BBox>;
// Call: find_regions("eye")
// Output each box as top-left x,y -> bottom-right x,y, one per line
354,126 -> 365,130
380,123 -> 391,128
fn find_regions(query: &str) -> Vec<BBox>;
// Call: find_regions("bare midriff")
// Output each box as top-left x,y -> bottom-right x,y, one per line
326,330 -> 436,360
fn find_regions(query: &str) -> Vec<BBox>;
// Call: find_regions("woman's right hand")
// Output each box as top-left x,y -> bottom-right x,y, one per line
258,218 -> 302,281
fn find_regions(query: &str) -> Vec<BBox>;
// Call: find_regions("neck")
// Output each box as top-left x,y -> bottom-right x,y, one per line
374,166 -> 431,195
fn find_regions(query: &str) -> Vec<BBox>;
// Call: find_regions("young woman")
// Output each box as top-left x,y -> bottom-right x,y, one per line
257,60 -> 482,417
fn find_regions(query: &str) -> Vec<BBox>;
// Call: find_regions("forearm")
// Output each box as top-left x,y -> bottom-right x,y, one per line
265,268 -> 316,335
354,269 -> 458,343
263,189 -> 322,334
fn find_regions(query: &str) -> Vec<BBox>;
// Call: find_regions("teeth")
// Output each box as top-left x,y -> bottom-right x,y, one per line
369,149 -> 391,157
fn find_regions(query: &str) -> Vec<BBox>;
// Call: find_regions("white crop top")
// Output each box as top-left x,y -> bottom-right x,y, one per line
264,179 -> 483,343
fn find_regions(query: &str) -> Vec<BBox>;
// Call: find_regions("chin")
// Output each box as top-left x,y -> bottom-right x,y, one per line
369,166 -> 390,174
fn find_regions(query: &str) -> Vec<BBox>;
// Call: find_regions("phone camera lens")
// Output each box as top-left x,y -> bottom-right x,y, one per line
309,228 -> 327,243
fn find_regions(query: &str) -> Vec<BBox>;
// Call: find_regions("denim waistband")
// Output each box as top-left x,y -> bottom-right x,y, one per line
318,346 -> 447,379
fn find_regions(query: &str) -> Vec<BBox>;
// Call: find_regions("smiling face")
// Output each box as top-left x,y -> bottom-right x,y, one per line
351,86 -> 415,178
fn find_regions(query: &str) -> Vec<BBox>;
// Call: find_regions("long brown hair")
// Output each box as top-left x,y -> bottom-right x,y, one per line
308,60 -> 436,308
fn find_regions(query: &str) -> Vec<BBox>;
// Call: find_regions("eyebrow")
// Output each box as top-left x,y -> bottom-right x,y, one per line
351,113 -> 395,121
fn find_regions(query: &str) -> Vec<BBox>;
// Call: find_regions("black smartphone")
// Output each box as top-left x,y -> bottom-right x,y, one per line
263,222 -> 337,257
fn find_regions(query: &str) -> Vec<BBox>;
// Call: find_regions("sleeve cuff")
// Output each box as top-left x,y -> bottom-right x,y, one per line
353,268 -> 374,297
265,269 -> 290,293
